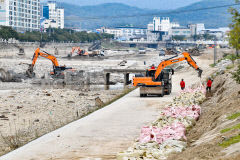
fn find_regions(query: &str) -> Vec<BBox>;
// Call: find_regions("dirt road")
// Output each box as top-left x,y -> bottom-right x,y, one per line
0,54 -> 214,160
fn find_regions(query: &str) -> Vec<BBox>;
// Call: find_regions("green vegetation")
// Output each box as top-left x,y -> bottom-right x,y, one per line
219,134 -> 240,148
231,64 -> 240,84
224,54 -> 240,63
209,64 -> 216,67
0,26 -> 113,43
220,123 -> 240,133
172,35 -> 186,41
226,64 -> 235,70
228,0 -> 240,56
227,112 -> 240,120
0,26 -> 19,40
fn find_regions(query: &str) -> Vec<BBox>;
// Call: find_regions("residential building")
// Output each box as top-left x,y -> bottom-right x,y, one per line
41,18 -> 57,29
148,17 -> 180,32
98,27 -> 147,41
200,27 -> 230,40
0,0 -> 40,32
147,17 -> 180,41
169,27 -> 191,37
42,5 -> 49,19
41,1 -> 64,29
189,23 -> 205,36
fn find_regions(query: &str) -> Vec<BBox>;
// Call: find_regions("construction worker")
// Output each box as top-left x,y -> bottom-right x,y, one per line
206,78 -> 213,92
180,79 -> 185,90
151,64 -> 155,69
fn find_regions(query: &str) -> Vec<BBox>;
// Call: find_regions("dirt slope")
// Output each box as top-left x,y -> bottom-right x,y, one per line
168,66 -> 240,160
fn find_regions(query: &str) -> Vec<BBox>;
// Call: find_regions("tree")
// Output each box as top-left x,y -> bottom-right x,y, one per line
0,26 -> 18,41
172,35 -> 185,41
228,0 -> 240,56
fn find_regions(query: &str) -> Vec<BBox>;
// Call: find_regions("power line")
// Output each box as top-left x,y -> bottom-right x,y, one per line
65,3 -> 240,21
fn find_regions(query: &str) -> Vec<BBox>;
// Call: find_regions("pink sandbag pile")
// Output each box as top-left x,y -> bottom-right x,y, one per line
180,86 -> 206,94
161,105 -> 201,120
117,87 -> 206,160
140,122 -> 187,144
139,88 -> 204,144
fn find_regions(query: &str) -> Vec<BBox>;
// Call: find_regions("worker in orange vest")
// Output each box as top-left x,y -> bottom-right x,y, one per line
180,79 -> 185,90
206,78 -> 213,92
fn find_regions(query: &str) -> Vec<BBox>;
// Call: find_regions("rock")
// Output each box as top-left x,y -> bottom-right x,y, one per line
0,115 -> 7,118
34,119 -> 40,122
46,93 -> 51,96
79,93 -> 85,96
17,106 -> 23,109
67,101 -> 75,104
95,97 -> 104,107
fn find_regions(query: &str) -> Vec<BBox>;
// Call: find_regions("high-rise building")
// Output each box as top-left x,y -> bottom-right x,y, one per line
43,5 -> 49,19
0,0 -> 40,32
41,1 -> 64,29
147,17 -> 180,41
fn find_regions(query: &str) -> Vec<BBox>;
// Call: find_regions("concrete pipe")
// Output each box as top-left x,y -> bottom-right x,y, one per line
0,68 -> 8,82
0,68 -> 14,82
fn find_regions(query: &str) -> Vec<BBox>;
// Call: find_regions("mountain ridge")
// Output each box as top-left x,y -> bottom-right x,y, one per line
61,0 -> 236,29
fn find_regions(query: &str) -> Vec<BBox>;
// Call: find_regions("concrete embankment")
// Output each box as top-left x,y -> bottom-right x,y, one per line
0,42 -> 91,58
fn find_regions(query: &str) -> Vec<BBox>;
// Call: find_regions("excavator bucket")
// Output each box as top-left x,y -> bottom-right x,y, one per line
198,69 -> 203,78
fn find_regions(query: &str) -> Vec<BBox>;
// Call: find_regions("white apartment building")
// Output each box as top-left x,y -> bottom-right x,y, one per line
42,1 -> 64,29
148,17 -> 180,32
99,27 -> 147,40
147,17 -> 180,41
0,0 -> 40,32
169,27 -> 191,37
189,23 -> 205,35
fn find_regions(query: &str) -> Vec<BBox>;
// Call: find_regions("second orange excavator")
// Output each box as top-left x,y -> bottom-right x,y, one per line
133,52 -> 203,97
68,47 -> 89,57
26,48 -> 73,78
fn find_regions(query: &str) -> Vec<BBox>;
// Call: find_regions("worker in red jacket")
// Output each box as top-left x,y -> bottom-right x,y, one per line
151,64 -> 155,69
180,79 -> 185,90
207,78 -> 213,92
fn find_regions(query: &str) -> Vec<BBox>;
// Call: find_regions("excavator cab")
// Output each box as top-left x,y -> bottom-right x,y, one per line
146,69 -> 156,77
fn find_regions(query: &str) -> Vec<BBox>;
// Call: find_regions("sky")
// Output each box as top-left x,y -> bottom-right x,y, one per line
46,0 -> 202,10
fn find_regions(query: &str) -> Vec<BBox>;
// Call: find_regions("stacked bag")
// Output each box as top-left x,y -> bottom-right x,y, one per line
117,86 -> 206,160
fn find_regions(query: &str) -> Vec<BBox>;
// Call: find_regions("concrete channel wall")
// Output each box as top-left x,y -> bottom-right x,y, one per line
0,42 -> 92,58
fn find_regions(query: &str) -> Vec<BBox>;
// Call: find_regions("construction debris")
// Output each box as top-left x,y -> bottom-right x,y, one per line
165,48 -> 177,55
117,87 -> 206,160
0,68 -> 23,82
187,47 -> 202,56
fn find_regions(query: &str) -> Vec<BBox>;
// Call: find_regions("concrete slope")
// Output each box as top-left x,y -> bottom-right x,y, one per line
1,89 -> 172,160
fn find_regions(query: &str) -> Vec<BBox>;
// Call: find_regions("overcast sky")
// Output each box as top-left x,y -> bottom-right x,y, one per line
47,0 -> 202,10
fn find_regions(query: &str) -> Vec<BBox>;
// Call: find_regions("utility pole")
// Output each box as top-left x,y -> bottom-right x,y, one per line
214,39 -> 217,65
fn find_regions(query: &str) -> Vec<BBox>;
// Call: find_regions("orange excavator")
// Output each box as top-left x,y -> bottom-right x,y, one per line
133,52 -> 203,97
68,47 -> 89,57
26,48 -> 73,78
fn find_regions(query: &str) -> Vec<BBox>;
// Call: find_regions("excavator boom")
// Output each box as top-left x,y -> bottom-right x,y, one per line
31,48 -> 59,68
154,52 -> 202,79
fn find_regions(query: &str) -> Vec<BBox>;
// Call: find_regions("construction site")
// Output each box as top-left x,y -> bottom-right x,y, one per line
0,38 -> 239,160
